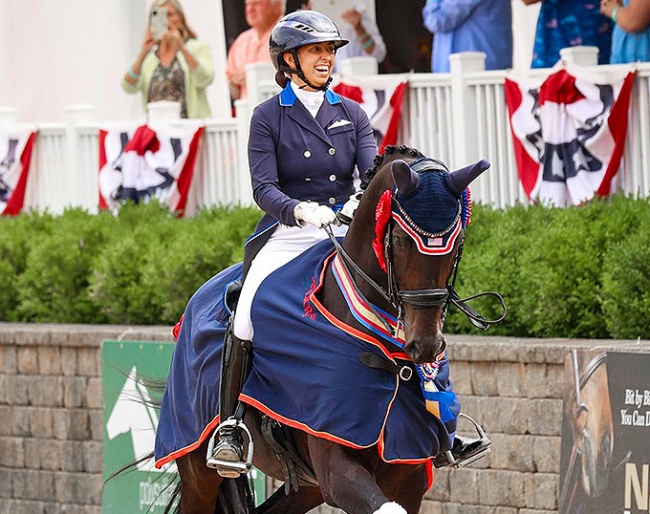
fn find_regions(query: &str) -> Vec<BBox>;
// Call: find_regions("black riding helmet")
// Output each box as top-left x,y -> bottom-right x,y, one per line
269,10 -> 349,90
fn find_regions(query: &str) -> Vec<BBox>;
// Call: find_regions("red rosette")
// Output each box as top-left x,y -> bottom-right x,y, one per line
172,313 -> 184,342
372,190 -> 393,272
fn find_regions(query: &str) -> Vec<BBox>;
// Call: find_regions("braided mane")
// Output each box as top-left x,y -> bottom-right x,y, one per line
360,145 -> 425,190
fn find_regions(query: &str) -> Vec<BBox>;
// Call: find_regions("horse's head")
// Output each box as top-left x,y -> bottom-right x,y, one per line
347,146 -> 490,364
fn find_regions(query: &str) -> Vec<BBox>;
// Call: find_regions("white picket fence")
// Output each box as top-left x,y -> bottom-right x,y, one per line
6,49 -> 650,215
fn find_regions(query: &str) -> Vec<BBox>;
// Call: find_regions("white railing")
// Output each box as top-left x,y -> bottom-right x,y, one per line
5,49 -> 650,215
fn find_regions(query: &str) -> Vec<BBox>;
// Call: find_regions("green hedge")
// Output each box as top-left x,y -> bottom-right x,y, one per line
0,203 -> 260,325
1,197 -> 649,338
445,195 -> 650,339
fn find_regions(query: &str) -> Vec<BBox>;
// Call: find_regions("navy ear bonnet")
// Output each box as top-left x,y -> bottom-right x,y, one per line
393,158 -> 463,236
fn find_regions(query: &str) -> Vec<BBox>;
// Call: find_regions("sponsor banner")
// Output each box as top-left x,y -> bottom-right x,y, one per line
102,340 -> 266,512
560,350 -> 650,513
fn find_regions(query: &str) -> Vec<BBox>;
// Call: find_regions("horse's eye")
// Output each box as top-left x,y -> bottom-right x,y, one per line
392,234 -> 406,247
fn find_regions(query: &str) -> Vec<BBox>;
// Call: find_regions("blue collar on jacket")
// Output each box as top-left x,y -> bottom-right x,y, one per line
279,81 -> 342,107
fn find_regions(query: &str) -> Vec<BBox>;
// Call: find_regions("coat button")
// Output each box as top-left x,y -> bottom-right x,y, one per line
329,174 -> 336,182
328,148 -> 336,156
329,197 -> 336,205
304,150 -> 312,158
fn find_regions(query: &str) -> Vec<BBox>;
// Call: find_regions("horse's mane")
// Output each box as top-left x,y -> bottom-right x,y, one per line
360,145 -> 425,190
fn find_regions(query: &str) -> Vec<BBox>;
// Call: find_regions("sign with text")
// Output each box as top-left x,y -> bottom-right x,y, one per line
559,350 -> 650,514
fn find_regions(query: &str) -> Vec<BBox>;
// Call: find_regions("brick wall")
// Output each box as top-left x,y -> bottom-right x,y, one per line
1,324 -> 647,514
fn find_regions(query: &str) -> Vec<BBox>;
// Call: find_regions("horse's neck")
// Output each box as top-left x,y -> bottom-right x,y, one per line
322,196 -> 395,326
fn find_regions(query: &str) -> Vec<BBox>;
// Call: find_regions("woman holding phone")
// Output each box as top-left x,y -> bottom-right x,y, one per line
122,0 -> 214,119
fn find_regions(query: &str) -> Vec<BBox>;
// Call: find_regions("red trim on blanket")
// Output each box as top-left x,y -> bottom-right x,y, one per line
426,461 -> 434,491
154,414 -> 221,469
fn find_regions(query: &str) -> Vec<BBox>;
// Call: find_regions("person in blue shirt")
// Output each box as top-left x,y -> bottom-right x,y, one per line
523,0 -> 613,68
207,10 -> 377,478
422,0 -> 513,73
600,0 -> 650,63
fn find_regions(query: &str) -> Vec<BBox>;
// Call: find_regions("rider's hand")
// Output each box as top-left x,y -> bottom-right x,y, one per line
294,201 -> 337,228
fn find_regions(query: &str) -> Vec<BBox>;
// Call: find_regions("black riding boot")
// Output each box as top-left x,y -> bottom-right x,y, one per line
206,325 -> 252,478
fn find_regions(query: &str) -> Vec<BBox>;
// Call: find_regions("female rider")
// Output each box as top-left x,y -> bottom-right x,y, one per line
208,10 -> 377,477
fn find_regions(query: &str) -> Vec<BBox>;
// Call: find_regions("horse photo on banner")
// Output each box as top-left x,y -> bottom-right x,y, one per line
0,127 -> 37,216
505,66 -> 634,207
98,123 -> 204,216
332,74 -> 409,154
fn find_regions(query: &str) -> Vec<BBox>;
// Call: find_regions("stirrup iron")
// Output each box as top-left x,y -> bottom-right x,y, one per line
434,413 -> 491,468
206,418 -> 254,477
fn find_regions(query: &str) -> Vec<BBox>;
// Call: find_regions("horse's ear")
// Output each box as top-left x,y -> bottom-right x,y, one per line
449,159 -> 491,195
391,160 -> 420,196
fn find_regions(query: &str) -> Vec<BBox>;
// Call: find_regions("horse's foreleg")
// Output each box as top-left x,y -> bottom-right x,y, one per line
307,439 -> 407,514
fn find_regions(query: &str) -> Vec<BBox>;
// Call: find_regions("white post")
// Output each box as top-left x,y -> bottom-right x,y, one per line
559,46 -> 599,67
234,98 -> 254,206
245,62 -> 276,111
449,52 -> 486,169
64,104 -> 95,212
147,100 -> 182,123
339,56 -> 378,77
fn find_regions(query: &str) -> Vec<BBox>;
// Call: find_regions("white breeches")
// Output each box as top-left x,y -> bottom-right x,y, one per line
233,223 -> 347,341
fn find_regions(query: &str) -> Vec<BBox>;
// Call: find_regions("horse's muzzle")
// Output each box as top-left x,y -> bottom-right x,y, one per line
406,334 -> 446,364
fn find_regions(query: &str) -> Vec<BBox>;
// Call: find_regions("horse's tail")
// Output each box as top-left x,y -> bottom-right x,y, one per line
104,450 -> 181,514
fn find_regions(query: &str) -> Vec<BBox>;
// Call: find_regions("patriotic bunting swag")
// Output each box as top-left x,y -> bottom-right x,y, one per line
0,127 -> 37,216
333,75 -> 408,154
98,123 -> 204,216
505,67 -> 635,207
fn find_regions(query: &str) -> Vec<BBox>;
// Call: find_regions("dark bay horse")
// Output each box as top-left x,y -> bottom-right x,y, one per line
158,146 -> 500,514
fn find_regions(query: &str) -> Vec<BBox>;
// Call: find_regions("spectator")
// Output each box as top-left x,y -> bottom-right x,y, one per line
600,0 -> 650,63
226,0 -> 283,100
422,0 -> 513,73
522,0 -> 613,68
122,0 -> 214,119
336,4 -> 387,70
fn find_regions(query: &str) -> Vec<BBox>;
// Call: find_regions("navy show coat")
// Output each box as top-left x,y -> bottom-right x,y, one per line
247,82 -> 377,235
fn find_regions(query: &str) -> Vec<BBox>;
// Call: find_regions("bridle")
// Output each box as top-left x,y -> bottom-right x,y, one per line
324,168 -> 506,337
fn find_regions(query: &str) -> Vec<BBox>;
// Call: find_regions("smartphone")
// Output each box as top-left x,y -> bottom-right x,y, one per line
150,8 -> 168,41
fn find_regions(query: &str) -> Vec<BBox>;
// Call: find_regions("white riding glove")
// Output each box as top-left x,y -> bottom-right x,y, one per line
294,201 -> 337,228
337,191 -> 363,225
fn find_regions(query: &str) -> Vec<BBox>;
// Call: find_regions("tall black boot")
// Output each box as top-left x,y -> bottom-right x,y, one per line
206,325 -> 252,477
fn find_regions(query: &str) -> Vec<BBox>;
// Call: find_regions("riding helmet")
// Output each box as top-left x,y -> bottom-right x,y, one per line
269,11 -> 349,76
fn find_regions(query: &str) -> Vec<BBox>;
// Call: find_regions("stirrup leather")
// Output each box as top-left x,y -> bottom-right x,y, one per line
434,413 -> 491,468
206,418 -> 254,476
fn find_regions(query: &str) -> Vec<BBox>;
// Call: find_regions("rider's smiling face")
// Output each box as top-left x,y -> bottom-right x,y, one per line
285,42 -> 337,91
